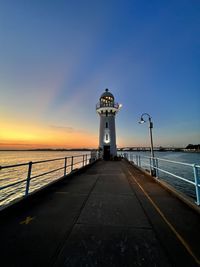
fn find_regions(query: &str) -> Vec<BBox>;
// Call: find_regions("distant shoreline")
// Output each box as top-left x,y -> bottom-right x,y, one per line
0,149 -> 199,153
0,149 -> 94,152
119,150 -> 200,153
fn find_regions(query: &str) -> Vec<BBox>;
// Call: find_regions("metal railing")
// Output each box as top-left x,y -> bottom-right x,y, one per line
0,151 -> 99,208
96,102 -> 119,109
120,153 -> 200,206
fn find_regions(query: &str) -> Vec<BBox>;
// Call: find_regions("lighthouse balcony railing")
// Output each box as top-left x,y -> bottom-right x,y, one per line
0,151 -> 99,210
96,102 -> 119,109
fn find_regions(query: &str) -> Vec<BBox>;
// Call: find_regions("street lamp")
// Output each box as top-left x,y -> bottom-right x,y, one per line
139,113 -> 156,176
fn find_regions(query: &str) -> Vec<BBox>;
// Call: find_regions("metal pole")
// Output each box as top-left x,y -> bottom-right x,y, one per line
64,157 -> 67,176
156,158 -> 159,178
90,151 -> 92,163
149,157 -> 151,172
149,120 -> 154,159
71,156 -> 74,172
139,113 -> 156,176
193,164 -> 200,205
25,161 -> 32,196
85,154 -> 87,165
82,155 -> 85,167
149,118 -> 156,176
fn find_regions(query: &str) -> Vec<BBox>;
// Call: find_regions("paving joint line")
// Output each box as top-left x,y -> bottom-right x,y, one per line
125,162 -> 200,266
51,173 -> 101,267
121,161 -> 174,266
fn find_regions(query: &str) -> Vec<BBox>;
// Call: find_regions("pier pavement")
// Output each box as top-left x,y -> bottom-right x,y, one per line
0,160 -> 200,267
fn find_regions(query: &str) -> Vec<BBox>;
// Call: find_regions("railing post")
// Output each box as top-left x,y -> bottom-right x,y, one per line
85,154 -> 87,165
25,161 -> 32,197
156,158 -> 159,178
83,155 -> 85,166
149,157 -> 152,172
71,156 -> 74,172
64,157 -> 67,176
139,155 -> 141,167
193,164 -> 200,205
90,151 -> 93,163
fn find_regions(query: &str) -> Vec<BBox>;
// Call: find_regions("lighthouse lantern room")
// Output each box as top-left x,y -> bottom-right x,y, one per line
96,89 -> 121,160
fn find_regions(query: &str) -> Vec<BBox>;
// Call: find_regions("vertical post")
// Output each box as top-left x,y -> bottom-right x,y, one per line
193,164 -> 200,205
149,157 -> 152,172
149,120 -> 154,160
64,157 -> 67,176
85,154 -> 87,165
71,156 -> 74,172
149,118 -> 156,176
139,155 -> 141,167
82,155 -> 85,167
25,161 -> 32,196
90,151 -> 93,163
156,158 -> 159,178
136,155 -> 138,166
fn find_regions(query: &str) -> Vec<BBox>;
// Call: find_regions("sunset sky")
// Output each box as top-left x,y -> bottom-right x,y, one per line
0,0 -> 199,149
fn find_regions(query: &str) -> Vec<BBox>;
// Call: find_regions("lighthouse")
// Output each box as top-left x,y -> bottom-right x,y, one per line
96,89 -> 121,160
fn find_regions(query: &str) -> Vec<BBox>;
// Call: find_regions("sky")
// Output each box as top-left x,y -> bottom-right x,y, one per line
0,0 -> 199,149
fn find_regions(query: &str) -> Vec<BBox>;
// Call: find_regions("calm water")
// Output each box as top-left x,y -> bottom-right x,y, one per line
0,151 -> 91,208
118,151 -> 200,200
0,151 -> 200,208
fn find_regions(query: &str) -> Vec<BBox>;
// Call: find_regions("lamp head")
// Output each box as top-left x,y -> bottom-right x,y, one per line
139,117 -> 145,124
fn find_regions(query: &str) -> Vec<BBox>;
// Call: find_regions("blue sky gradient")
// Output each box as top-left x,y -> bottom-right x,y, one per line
0,0 -> 199,148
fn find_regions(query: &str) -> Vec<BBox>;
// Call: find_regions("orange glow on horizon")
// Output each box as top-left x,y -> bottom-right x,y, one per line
0,122 -> 98,149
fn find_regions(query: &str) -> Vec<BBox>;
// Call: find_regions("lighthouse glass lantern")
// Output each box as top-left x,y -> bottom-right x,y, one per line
96,89 -> 121,160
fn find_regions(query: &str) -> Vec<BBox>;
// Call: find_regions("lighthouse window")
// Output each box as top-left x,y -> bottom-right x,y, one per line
106,122 -> 108,128
106,134 -> 108,140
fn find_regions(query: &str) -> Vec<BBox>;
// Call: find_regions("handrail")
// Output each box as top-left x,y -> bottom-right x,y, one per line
0,152 -> 99,209
0,179 -> 27,191
119,152 -> 200,206
96,102 -> 119,109
140,155 -> 200,167
0,162 -> 30,169
152,165 -> 195,185
0,153 -> 92,169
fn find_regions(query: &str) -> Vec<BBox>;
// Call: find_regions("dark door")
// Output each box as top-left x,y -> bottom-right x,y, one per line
103,146 -> 110,160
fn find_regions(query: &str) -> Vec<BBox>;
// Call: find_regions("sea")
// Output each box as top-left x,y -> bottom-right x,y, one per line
0,151 -> 91,208
118,151 -> 200,201
0,150 -> 200,208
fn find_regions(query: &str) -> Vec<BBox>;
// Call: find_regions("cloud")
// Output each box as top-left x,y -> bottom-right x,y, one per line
49,125 -> 75,133
49,125 -> 86,134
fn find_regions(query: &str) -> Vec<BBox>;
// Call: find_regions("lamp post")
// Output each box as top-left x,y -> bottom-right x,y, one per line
139,113 -> 156,176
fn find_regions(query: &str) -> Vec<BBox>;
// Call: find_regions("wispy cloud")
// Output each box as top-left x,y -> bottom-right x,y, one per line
49,125 -> 86,134
49,125 -> 74,133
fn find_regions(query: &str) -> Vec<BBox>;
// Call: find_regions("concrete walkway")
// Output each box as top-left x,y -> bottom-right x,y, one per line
0,160 -> 200,266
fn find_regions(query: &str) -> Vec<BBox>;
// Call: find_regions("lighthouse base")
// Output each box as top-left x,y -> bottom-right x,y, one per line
103,145 -> 110,160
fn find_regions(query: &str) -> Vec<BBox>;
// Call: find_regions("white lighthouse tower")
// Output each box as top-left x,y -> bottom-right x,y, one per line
96,89 -> 121,160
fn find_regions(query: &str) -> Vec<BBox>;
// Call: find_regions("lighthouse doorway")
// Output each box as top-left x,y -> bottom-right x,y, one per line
103,145 -> 110,160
